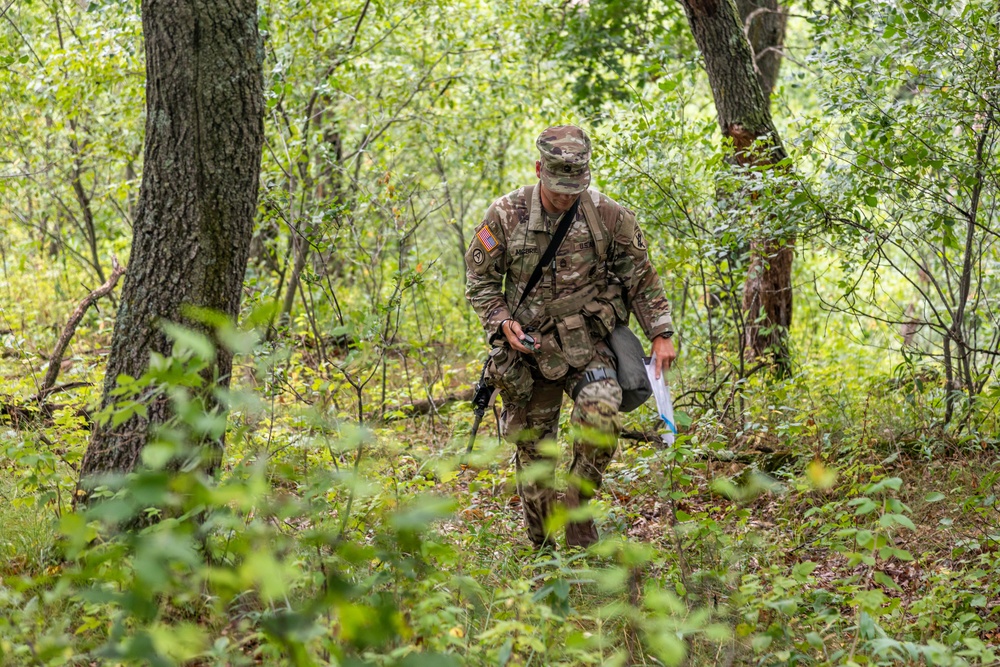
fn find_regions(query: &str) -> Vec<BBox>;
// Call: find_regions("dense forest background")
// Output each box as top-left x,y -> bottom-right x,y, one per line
1,0 -> 998,664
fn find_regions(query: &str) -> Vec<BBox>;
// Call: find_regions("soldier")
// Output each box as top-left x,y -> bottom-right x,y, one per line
465,125 -> 676,549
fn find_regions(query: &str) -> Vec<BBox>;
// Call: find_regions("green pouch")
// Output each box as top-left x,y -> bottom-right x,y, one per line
583,299 -> 616,340
600,283 -> 628,324
535,329 -> 569,380
485,346 -> 533,405
556,313 -> 595,369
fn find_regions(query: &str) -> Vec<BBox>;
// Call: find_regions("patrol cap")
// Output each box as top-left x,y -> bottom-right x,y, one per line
536,125 -> 591,195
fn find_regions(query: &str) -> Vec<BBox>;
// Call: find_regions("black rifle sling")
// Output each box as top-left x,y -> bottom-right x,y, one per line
511,195 -> 582,318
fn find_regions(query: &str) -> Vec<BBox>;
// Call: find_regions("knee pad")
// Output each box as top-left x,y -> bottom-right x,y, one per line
573,379 -> 623,431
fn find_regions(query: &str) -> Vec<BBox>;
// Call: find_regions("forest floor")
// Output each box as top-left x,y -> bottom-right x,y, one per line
398,414 -> 999,606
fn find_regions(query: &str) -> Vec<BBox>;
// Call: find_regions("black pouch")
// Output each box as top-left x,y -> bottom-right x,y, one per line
608,325 -> 652,412
484,345 -> 534,406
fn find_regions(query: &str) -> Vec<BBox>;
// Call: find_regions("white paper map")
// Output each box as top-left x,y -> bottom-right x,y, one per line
644,357 -> 677,446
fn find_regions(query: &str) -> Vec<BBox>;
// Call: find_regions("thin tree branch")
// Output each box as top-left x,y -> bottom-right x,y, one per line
38,256 -> 125,398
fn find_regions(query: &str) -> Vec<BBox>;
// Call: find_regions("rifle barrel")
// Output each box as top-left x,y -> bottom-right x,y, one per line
465,412 -> 485,455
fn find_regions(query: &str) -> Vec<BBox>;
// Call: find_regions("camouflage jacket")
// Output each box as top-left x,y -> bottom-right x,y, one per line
465,184 -> 673,380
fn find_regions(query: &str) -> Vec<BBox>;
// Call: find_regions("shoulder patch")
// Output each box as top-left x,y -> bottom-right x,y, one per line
466,219 -> 505,277
632,226 -> 647,251
476,225 -> 499,251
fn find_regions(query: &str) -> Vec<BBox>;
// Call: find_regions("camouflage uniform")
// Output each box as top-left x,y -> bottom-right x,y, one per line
464,126 -> 673,547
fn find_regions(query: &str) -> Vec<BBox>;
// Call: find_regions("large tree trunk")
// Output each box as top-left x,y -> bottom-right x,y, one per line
79,0 -> 264,484
680,0 -> 793,376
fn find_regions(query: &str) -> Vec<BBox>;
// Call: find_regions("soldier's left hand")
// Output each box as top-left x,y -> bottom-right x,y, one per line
651,336 -> 676,380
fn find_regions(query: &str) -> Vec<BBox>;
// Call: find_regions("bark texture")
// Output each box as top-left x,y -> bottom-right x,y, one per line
735,0 -> 787,99
681,0 -> 793,376
79,0 -> 264,482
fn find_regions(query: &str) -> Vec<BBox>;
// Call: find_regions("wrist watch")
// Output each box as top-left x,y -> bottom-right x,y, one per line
655,331 -> 674,341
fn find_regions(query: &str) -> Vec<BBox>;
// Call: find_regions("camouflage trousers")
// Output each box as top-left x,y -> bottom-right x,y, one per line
500,341 -> 622,547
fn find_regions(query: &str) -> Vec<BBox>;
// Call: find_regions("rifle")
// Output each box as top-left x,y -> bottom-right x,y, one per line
465,358 -> 498,455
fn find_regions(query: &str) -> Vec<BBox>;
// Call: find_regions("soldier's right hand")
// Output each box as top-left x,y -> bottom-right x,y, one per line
502,319 -> 540,354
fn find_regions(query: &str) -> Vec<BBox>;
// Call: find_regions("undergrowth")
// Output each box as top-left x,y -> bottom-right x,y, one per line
0,307 -> 998,666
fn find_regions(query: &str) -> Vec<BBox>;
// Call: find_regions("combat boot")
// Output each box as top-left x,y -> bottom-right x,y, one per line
563,485 -> 599,548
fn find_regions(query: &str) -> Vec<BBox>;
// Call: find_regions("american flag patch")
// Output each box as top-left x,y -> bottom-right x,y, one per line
477,226 -> 498,251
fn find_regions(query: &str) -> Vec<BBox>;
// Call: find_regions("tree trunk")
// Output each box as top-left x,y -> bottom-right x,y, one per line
680,0 -> 793,376
735,0 -> 787,99
79,0 -> 264,484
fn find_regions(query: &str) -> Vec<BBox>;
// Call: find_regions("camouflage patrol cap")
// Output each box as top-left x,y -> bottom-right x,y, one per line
536,125 -> 591,195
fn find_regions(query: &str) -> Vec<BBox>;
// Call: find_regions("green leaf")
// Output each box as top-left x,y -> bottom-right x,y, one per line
873,571 -> 902,592
218,326 -> 259,354
879,513 -> 916,530
649,632 -> 686,666
851,498 -> 878,515
141,442 -> 175,470
866,477 -> 903,494
792,561 -> 818,578
924,492 -> 946,502
858,610 -> 877,638
553,578 -> 570,601
161,321 -> 216,362
658,78 -> 678,92
498,638 -> 513,666
111,404 -> 135,427
885,547 -> 914,562
704,624 -> 731,641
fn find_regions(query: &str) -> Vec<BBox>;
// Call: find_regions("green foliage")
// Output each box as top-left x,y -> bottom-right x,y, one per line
807,0 -> 1000,426
543,0 -> 695,110
0,0 -> 142,282
2,0 -> 1000,664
